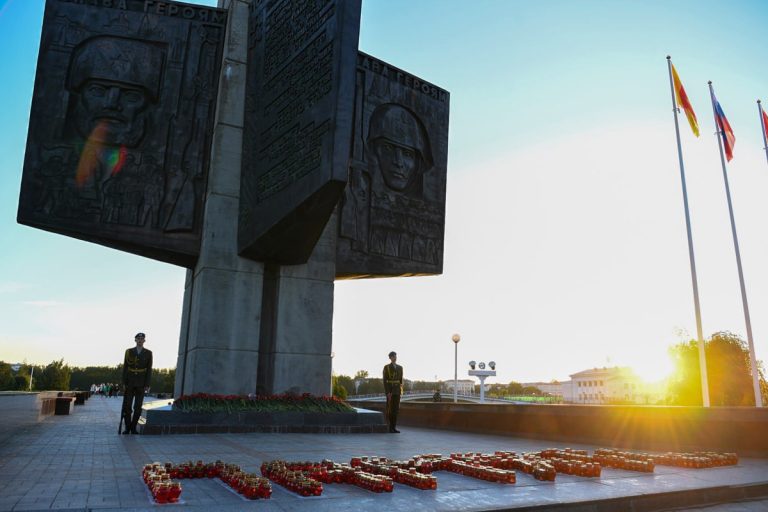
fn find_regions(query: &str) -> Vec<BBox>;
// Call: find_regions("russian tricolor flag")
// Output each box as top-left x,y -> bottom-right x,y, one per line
713,95 -> 736,161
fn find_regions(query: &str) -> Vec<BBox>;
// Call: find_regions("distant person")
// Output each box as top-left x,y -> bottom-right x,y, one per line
121,332 -> 153,434
382,351 -> 403,433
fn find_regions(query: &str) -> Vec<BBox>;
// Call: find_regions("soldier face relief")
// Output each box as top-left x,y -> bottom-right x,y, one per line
73,79 -> 150,147
371,138 -> 418,192
367,104 -> 432,197
66,36 -> 164,149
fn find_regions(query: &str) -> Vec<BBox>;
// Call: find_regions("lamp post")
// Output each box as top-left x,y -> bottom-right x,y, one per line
451,333 -> 460,403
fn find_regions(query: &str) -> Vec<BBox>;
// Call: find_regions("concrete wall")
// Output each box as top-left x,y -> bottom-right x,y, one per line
0,392 -> 53,446
356,401 -> 768,457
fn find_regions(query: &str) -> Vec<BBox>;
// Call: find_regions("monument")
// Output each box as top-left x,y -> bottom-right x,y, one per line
17,0 -> 450,400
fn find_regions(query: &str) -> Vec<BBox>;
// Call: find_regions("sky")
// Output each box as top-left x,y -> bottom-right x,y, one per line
1,0 -> 768,386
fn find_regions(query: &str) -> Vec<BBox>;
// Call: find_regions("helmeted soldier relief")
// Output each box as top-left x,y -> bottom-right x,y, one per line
66,36 -> 164,148
336,54 -> 449,279
63,37 -> 165,220
368,104 -> 433,198
18,0 -> 226,267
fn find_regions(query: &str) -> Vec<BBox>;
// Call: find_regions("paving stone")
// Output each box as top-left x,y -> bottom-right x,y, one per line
0,397 -> 766,511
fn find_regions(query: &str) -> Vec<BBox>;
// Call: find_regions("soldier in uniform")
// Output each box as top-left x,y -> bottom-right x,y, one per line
121,332 -> 153,434
382,351 -> 403,433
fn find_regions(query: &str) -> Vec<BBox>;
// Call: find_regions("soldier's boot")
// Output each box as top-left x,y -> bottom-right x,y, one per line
129,414 -> 140,435
121,412 -> 132,434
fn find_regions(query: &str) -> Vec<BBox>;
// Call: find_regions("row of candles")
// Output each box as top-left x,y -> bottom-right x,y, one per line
593,448 -> 738,469
142,461 -> 272,502
141,447 -> 740,503
141,463 -> 183,503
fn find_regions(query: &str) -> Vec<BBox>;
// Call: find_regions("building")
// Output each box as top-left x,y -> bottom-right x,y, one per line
444,379 -> 475,395
568,367 -> 649,404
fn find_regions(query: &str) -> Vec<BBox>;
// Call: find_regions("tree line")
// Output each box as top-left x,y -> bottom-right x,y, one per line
0,360 -> 176,394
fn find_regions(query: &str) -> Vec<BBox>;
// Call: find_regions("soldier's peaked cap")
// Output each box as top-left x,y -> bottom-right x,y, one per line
67,36 -> 165,100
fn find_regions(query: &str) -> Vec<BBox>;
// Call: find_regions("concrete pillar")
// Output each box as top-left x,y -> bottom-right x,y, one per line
175,0 -> 264,397
257,214 -> 338,396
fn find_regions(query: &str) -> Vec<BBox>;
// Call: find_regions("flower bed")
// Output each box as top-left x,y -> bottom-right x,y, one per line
173,393 -> 354,414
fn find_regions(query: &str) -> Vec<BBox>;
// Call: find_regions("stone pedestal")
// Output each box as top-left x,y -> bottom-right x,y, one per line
257,215 -> 338,396
175,0 -> 338,397
175,0 -> 264,396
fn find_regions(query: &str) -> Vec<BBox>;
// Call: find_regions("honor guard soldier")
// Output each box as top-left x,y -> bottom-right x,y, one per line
383,351 -> 403,433
121,332 -> 153,434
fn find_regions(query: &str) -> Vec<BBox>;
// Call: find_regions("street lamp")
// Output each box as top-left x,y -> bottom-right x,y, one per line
468,361 -> 497,403
451,333 -> 461,403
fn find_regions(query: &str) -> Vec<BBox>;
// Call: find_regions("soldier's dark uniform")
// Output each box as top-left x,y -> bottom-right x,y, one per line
383,360 -> 403,433
121,336 -> 152,434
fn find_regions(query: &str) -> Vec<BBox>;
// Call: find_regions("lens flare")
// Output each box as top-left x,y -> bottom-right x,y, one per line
75,121 -> 127,188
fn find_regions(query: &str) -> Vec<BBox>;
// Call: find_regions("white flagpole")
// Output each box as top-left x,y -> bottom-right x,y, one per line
667,57 -> 710,407
708,81 -> 763,407
759,100 -> 768,167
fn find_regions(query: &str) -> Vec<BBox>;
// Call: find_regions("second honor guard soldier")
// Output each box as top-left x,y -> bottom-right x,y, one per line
121,332 -> 153,434
383,351 -> 403,433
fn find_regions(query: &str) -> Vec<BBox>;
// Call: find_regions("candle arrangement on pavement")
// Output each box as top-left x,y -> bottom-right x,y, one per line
593,449 -> 655,472
141,447 -> 740,504
260,460 -> 324,496
141,463 -> 183,503
143,460 -> 272,502
594,448 -> 738,469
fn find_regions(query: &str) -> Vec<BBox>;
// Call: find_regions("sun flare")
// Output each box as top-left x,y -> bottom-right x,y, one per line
630,355 -> 675,383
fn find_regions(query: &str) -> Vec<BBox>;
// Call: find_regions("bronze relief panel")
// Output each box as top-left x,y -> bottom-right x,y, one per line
17,0 -> 227,267
337,52 -> 450,278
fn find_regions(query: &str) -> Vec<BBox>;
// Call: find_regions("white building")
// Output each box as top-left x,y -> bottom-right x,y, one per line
567,367 -> 654,404
445,379 -> 475,395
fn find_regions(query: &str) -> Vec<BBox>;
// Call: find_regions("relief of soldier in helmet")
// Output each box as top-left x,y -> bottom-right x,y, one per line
367,103 -> 434,199
19,1 -> 226,267
61,36 -> 165,227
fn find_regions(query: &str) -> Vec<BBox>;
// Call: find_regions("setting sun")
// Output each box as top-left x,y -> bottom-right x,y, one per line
630,354 -> 675,383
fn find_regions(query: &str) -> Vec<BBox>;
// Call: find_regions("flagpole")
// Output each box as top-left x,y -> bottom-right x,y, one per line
667,56 -> 710,407
758,100 -> 768,167
708,81 -> 763,407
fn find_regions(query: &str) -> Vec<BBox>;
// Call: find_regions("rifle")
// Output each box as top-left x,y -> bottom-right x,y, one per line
118,411 -> 123,435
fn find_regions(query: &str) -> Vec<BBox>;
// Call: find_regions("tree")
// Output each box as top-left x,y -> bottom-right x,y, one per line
35,359 -> 71,391
333,374 -> 354,397
0,362 -> 15,391
354,370 -> 369,379
667,331 -> 767,406
507,381 -> 524,395
69,365 -> 122,390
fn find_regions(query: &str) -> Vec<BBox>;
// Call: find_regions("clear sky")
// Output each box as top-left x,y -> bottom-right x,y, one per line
1,0 -> 767,386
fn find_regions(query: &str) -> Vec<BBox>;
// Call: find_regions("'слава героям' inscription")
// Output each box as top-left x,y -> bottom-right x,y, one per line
238,0 -> 361,264
336,52 -> 449,278
17,0 -> 226,267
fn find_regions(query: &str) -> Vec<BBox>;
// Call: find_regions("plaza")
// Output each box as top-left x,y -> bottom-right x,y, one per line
1,397 -> 767,511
